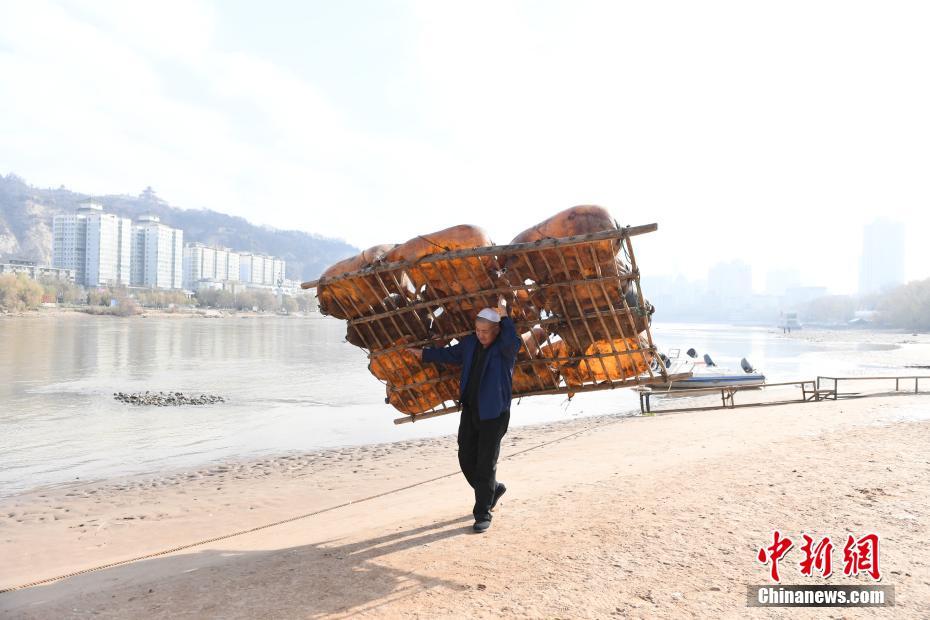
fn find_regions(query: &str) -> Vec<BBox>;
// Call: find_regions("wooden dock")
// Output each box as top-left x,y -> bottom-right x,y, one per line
635,374 -> 930,415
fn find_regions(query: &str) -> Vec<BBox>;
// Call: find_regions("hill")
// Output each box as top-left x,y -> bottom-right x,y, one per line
0,174 -> 358,281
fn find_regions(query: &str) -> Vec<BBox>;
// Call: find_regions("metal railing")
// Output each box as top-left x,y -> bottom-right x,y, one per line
637,375 -> 930,415
816,375 -> 930,400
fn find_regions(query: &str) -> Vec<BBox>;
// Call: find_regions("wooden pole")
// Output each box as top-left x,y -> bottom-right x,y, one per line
300,224 -> 658,290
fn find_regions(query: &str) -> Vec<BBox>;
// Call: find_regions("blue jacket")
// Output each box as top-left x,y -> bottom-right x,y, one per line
422,316 -> 521,420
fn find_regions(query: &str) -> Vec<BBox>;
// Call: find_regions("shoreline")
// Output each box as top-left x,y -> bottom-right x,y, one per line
9,369 -> 926,504
781,327 -> 930,345
0,408 -> 633,502
0,307 -> 325,320
3,309 -> 929,334
2,394 -> 930,617
9,374 -> 930,502
4,319 -> 930,505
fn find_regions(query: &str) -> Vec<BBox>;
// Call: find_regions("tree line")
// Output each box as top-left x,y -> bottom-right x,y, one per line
0,274 -> 317,315
6,271 -> 927,329
799,277 -> 930,331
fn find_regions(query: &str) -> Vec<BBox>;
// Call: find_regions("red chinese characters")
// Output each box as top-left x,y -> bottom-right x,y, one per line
757,531 -> 794,583
799,535 -> 834,578
843,534 -> 881,580
757,531 -> 882,582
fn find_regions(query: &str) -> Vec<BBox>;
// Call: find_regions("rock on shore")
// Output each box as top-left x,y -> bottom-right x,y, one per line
113,391 -> 225,406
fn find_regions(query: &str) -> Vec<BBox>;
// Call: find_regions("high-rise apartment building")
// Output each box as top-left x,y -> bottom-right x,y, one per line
859,219 -> 905,295
239,252 -> 285,287
52,203 -> 132,287
130,215 -> 183,289
183,243 -> 241,288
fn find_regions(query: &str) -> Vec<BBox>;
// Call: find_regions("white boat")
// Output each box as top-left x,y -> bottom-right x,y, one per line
669,371 -> 766,390
653,348 -> 765,391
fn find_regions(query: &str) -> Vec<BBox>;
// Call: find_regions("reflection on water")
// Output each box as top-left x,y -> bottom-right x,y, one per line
0,316 -> 921,496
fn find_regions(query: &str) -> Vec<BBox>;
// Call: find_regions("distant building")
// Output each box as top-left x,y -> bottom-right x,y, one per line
279,279 -> 305,297
239,252 -> 286,288
0,260 -> 75,282
859,219 -> 904,296
183,243 -> 241,288
53,209 -> 88,283
783,286 -> 828,308
708,260 -> 753,300
765,268 -> 801,296
130,215 -> 183,289
52,203 -> 132,286
640,274 -> 707,321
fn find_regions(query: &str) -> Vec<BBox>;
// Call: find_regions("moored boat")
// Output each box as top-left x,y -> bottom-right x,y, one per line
653,348 -> 765,391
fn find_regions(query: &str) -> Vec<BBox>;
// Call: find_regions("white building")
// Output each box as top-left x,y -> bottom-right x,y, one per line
86,209 -> 132,287
183,243 -> 241,288
131,215 -> 183,289
239,252 -> 286,287
859,219 -> 905,296
52,203 -> 132,287
0,259 -> 75,282
52,210 -> 88,283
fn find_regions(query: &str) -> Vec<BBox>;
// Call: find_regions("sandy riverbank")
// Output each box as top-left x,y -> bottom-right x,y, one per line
2,393 -> 929,618
782,327 -> 930,347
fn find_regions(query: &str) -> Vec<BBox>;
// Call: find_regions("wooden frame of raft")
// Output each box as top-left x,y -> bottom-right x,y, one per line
300,224 -> 670,424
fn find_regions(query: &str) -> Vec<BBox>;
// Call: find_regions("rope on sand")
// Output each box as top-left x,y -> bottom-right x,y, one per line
0,416 -> 617,594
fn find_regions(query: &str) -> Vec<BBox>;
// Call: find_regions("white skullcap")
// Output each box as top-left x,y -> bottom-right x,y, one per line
476,308 -> 501,323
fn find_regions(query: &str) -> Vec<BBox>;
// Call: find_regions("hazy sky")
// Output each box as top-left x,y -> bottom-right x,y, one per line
1,1 -> 928,293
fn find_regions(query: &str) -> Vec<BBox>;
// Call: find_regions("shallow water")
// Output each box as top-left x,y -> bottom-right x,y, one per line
0,316 -> 922,497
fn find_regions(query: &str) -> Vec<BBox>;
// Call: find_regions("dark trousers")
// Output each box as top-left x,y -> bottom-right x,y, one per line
458,406 -> 510,521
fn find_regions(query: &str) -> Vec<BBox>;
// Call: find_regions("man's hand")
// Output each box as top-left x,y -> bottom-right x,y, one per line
496,297 -> 507,318
406,347 -> 423,360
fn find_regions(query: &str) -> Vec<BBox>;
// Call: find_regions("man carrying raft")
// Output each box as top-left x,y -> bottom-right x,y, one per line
307,205 -> 663,531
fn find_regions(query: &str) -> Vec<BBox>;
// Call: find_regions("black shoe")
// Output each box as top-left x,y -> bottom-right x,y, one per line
490,482 -> 507,511
473,519 -> 491,533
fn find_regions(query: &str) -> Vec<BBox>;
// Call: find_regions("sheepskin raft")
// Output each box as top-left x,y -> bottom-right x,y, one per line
301,206 -> 670,424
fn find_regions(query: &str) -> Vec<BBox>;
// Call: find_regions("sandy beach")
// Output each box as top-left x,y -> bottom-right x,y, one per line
2,390 -> 929,618
784,327 -> 930,348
